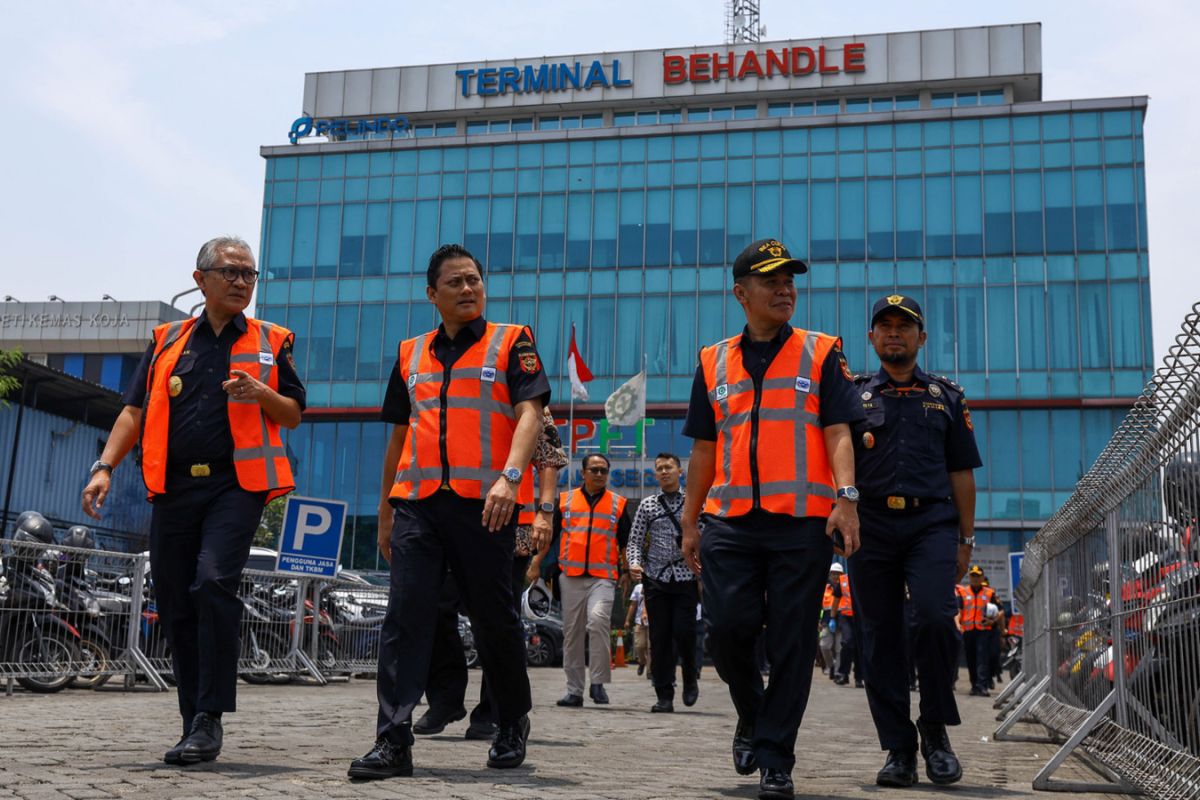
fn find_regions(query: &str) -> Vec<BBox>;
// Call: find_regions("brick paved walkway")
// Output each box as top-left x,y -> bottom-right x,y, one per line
0,666 -> 1124,799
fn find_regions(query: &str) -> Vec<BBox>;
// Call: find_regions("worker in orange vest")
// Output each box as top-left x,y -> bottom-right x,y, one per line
680,239 -> 864,800
960,566 -> 997,697
818,563 -> 844,679
349,244 -> 548,780
833,570 -> 862,687
551,452 -> 632,707
82,236 -> 305,766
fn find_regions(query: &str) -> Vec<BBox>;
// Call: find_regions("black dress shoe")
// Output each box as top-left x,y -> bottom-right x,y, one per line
651,699 -> 674,713
758,767 -> 794,800
637,663 -> 645,676
732,719 -> 757,775
682,681 -> 699,707
916,719 -> 963,785
487,715 -> 530,769
163,735 -> 189,765
464,720 -> 497,740
589,684 -> 610,705
855,679 -> 865,689
178,712 -> 223,764
347,737 -> 413,780
876,748 -> 919,787
834,675 -> 849,685
556,693 -> 583,707
412,706 -> 466,735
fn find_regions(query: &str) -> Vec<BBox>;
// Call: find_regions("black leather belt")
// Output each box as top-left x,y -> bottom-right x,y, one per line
860,495 -> 949,512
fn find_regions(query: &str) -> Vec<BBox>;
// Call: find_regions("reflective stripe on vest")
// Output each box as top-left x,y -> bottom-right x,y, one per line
141,317 -> 295,502
960,586 -> 995,631
557,488 -> 627,580
390,322 -> 533,503
700,328 -> 838,518
838,573 -> 853,616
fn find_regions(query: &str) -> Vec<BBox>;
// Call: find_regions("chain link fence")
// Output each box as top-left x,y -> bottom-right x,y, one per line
994,302 -> 1200,798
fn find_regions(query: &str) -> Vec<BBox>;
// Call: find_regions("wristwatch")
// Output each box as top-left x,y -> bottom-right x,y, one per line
537,501 -> 556,514
501,467 -> 522,485
959,536 -> 976,547
836,486 -> 860,502
89,460 -> 113,477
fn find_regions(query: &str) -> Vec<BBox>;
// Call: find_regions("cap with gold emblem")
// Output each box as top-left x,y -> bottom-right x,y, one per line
732,238 -> 808,279
870,294 -> 924,329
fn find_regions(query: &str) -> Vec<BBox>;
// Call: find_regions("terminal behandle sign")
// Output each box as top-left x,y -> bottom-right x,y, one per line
277,496 -> 348,578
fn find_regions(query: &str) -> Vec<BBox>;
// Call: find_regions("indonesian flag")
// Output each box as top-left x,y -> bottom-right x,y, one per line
567,324 -> 593,401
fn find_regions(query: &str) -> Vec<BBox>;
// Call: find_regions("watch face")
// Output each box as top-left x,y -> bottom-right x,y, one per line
503,467 -> 522,482
538,502 -> 555,513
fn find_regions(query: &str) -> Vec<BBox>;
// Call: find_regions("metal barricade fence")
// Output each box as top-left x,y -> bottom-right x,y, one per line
304,576 -> 389,678
995,301 -> 1200,799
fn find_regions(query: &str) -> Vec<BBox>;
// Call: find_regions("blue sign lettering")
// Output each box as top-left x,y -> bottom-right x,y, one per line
456,59 -> 631,97
289,115 -> 410,144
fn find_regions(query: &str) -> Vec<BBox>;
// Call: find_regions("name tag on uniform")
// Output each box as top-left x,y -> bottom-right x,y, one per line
795,376 -> 811,393
480,366 -> 497,383
259,352 -> 275,366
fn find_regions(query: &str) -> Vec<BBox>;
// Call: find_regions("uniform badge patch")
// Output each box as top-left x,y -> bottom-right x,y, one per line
480,366 -> 497,383
928,383 -> 942,398
795,376 -> 811,393
839,355 -> 853,382
407,374 -> 417,389
861,391 -> 872,401
862,432 -> 875,449
168,376 -> 183,397
963,400 -> 974,431
519,352 -> 541,374
259,352 -> 275,366
715,384 -> 728,399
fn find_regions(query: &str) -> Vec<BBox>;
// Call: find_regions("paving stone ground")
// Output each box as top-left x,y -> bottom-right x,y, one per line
0,666 -> 1125,799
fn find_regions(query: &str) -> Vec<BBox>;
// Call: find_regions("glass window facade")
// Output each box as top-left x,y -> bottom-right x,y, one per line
261,103 -> 1152,567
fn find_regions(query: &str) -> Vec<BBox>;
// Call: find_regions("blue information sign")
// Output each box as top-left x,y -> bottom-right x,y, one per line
277,496 -> 348,578
1008,551 -> 1024,614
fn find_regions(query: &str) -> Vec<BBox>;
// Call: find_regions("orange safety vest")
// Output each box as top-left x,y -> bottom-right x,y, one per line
838,573 -> 854,617
141,316 -> 295,502
960,586 -> 996,631
389,322 -> 534,505
1008,613 -> 1024,638
557,488 -> 628,580
822,584 -> 836,611
699,328 -> 839,518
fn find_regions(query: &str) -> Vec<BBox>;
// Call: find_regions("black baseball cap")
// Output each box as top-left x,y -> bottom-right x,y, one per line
871,294 -> 924,328
732,239 -> 808,279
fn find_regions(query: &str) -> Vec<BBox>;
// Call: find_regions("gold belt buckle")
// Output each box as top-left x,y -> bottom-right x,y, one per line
886,496 -> 906,510
190,463 -> 211,478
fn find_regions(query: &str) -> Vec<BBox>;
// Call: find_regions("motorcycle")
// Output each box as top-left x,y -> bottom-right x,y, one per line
0,542 -> 83,693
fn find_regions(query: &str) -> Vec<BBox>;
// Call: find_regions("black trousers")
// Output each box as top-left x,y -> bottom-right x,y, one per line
700,513 -> 831,772
425,555 -> 530,724
375,492 -> 531,745
149,470 -> 265,731
849,504 -> 962,751
643,576 -> 699,699
836,613 -> 862,682
963,630 -> 990,691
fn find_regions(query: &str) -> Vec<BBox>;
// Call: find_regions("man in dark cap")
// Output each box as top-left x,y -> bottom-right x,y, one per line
681,239 -> 864,800
848,294 -> 982,788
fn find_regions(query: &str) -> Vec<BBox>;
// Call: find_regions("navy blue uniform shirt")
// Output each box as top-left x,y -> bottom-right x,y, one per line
682,324 -> 865,441
123,312 -> 307,467
381,316 -> 550,425
851,365 -> 981,499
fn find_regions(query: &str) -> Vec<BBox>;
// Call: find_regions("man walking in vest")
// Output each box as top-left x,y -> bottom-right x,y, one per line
681,239 -> 864,800
961,566 -> 997,697
82,236 -> 305,765
849,295 -> 982,787
349,244 -> 548,779
552,453 -> 632,707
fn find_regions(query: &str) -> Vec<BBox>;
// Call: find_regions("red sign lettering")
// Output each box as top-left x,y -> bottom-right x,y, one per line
844,42 -> 866,72
663,54 -> 687,84
689,53 -> 711,81
662,43 -> 866,83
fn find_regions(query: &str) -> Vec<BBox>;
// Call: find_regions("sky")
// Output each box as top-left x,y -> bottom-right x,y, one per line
1,0 -> 1195,363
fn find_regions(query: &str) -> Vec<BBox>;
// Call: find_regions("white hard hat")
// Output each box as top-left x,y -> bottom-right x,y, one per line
522,579 -> 551,620
985,602 -> 1000,620
829,562 -> 845,574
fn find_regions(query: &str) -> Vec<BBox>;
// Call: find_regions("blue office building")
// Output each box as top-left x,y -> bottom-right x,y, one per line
256,23 -> 1151,582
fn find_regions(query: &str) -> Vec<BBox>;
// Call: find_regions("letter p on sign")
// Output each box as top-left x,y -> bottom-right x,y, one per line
294,505 -> 332,550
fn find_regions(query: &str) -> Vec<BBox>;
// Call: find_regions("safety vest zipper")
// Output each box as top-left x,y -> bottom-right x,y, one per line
749,376 -> 762,509
583,501 -> 597,576
438,361 -> 452,487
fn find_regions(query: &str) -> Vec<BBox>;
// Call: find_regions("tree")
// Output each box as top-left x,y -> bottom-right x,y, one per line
0,348 -> 22,407
255,495 -> 286,549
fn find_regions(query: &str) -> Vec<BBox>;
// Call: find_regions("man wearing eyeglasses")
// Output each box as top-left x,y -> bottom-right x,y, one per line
551,453 -> 632,707
81,236 -> 304,766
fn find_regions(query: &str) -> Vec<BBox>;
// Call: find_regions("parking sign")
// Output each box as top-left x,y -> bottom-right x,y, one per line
277,496 -> 348,577
1008,551 -> 1024,613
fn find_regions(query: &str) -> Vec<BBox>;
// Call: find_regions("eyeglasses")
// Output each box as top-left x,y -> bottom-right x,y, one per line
586,467 -> 609,475
203,267 -> 259,285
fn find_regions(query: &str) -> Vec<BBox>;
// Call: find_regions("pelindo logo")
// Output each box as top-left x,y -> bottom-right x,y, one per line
289,115 -> 411,144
